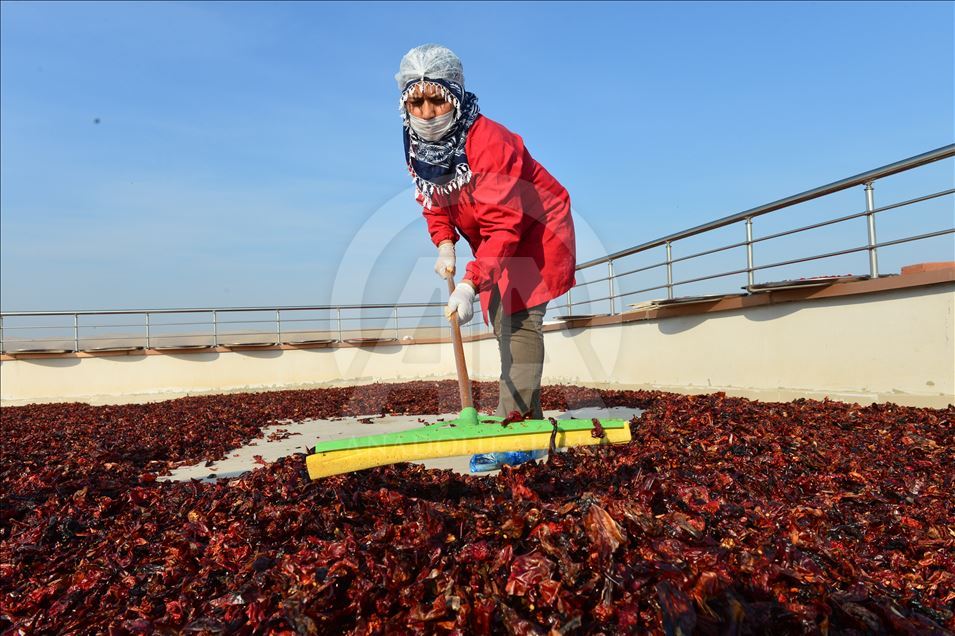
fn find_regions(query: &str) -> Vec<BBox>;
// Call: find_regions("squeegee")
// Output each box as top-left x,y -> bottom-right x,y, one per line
305,277 -> 632,479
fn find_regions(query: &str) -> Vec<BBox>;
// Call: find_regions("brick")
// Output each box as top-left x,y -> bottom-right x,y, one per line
900,261 -> 955,275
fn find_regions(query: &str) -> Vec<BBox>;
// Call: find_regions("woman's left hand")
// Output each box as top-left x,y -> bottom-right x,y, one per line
446,281 -> 476,324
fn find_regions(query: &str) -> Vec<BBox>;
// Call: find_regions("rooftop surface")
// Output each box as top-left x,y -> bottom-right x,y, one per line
1,380 -> 951,632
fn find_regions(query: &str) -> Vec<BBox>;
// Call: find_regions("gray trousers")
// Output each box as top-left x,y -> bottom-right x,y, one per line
489,291 -> 547,419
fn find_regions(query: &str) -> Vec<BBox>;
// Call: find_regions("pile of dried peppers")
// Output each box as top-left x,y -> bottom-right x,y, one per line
1,381 -> 952,634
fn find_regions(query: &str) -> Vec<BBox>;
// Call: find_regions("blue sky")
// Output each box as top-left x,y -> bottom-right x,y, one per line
1,0 -> 953,312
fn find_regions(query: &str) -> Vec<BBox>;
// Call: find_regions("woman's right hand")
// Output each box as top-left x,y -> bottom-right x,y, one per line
434,241 -> 456,279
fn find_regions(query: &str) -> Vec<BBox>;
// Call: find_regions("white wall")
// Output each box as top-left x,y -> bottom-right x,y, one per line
2,284 -> 952,408
534,286 -> 954,407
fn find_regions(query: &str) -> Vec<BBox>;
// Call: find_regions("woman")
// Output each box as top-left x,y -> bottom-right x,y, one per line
396,44 -> 576,464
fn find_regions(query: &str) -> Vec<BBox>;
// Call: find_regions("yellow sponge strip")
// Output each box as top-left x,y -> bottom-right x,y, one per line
306,426 -> 632,479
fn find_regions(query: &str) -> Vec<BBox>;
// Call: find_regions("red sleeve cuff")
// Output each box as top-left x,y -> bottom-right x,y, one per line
433,232 -> 458,247
465,260 -> 486,290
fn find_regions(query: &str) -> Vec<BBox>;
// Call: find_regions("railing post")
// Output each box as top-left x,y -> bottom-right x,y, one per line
393,307 -> 400,341
276,309 -> 282,344
73,313 -> 79,352
607,259 -> 616,315
665,242 -> 674,300
0,315 -> 4,354
566,287 -> 573,314
212,311 -> 219,347
865,182 -> 880,278
336,307 -> 343,342
145,313 -> 151,349
745,218 -> 755,289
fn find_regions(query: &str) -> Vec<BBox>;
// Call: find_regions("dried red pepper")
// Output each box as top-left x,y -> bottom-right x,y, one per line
0,381 -> 951,633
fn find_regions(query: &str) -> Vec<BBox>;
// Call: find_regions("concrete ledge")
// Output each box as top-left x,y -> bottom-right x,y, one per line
2,267 -> 953,408
3,266 -> 952,361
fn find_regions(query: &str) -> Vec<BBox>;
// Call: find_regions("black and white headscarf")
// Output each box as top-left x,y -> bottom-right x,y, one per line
400,77 -> 480,209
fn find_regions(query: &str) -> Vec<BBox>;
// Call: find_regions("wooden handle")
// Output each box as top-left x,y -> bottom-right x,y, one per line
446,276 -> 473,409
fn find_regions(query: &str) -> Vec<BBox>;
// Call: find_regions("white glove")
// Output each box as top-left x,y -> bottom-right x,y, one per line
446,281 -> 476,324
434,241 -> 456,279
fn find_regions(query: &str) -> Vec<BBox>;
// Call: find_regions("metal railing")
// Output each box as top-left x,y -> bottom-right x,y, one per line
0,302 -> 462,353
1,144 -> 953,354
557,144 -> 954,314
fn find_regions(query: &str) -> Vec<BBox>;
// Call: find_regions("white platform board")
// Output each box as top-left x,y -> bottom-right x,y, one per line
162,406 -> 642,482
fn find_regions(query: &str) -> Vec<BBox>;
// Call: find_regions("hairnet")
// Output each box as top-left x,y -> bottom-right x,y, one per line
395,44 -> 464,91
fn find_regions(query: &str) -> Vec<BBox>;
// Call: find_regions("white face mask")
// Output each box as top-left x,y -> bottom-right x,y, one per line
408,109 -> 456,141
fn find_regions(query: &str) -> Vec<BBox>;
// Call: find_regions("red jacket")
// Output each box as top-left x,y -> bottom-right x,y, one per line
420,115 -> 577,322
